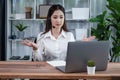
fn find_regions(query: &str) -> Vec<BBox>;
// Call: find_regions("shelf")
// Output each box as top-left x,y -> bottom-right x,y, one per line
9,39 -> 23,42
9,18 -> 46,21
66,19 -> 89,21
9,19 -> 35,21
65,9 -> 72,13
9,18 -> 89,21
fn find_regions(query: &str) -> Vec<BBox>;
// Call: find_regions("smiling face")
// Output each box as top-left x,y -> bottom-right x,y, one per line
51,10 -> 64,29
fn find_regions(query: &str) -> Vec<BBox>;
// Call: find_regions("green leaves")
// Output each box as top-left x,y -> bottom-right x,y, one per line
106,0 -> 120,22
107,0 -> 120,62
89,0 -> 120,62
87,60 -> 95,67
89,11 -> 107,23
15,23 -> 28,31
89,11 -> 111,40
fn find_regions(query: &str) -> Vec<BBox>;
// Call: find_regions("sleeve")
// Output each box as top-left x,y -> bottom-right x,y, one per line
69,32 -> 75,42
32,33 -> 45,61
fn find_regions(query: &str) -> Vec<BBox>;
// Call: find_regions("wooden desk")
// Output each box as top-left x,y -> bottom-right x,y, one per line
0,61 -> 119,80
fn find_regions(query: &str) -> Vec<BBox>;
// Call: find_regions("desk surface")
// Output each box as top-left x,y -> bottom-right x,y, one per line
0,61 -> 120,79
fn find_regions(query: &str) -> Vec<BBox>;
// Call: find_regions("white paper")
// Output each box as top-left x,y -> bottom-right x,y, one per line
72,8 -> 89,20
47,61 -> 66,67
11,14 -> 25,19
75,28 -> 87,40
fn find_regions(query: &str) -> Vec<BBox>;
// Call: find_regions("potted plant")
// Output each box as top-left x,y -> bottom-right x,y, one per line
15,23 -> 28,39
89,11 -> 111,41
89,11 -> 113,62
89,0 -> 120,62
106,0 -> 120,62
87,60 -> 96,75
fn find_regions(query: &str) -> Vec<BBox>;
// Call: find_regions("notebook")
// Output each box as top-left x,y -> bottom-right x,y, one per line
55,41 -> 110,73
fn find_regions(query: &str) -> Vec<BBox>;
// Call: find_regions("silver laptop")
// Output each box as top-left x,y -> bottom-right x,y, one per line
56,41 -> 110,73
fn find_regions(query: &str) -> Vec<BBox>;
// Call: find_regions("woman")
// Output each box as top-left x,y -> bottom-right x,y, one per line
23,4 -> 95,61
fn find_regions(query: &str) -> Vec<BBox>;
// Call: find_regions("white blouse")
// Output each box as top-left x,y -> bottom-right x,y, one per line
33,30 -> 75,61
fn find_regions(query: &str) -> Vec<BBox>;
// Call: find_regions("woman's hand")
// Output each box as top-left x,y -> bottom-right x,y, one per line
82,36 -> 96,41
22,39 -> 38,50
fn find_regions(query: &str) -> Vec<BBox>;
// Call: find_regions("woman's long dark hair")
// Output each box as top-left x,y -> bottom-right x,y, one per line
43,4 -> 69,34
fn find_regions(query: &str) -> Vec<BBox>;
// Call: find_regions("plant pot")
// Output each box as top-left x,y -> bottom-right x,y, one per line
25,12 -> 32,19
17,31 -> 24,39
87,66 -> 96,75
25,7 -> 32,12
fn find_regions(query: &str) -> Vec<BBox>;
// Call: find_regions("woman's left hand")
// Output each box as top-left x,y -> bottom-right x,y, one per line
82,36 -> 96,41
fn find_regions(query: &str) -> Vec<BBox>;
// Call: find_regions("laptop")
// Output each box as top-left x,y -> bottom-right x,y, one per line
56,41 -> 110,73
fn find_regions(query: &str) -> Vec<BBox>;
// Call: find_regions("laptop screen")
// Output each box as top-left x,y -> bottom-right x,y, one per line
65,41 -> 110,72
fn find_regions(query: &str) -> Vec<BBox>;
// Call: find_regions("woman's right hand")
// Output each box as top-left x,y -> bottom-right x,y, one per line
22,39 -> 38,50
82,36 -> 96,41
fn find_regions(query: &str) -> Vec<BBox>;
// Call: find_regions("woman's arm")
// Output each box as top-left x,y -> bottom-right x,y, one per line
22,39 -> 38,50
22,39 -> 44,61
82,36 -> 96,41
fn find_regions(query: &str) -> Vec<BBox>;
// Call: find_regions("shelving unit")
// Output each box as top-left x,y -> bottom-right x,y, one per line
6,0 -> 91,61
